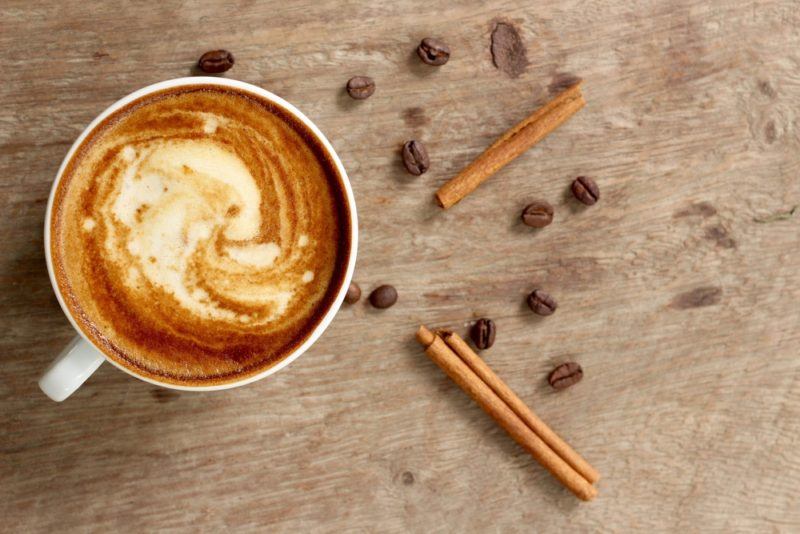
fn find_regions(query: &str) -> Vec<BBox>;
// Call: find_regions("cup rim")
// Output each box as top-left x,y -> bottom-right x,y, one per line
44,77 -> 358,391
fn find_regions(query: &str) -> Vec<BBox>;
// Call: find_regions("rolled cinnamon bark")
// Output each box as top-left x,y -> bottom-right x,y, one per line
435,83 -> 585,209
416,326 -> 597,501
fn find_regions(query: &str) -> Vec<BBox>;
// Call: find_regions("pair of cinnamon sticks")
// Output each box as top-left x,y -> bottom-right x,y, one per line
416,325 -> 599,501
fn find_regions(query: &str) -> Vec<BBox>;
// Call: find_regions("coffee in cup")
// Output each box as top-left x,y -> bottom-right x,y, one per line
48,84 -> 353,386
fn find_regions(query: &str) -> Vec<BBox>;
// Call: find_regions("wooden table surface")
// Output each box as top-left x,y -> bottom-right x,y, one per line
2,0 -> 799,531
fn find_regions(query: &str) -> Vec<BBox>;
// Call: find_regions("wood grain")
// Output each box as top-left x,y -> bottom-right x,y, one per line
1,0 -> 799,532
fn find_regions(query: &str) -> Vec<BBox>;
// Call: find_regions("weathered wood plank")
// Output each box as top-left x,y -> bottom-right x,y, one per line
1,0 -> 798,531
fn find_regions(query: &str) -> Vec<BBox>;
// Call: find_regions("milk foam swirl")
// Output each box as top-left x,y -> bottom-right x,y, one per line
52,87 -> 349,384
103,136 -> 305,324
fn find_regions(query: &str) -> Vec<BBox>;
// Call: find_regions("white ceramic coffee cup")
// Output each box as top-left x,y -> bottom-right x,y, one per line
39,77 -> 358,401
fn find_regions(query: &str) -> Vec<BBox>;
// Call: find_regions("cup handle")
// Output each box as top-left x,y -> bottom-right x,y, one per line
39,336 -> 105,401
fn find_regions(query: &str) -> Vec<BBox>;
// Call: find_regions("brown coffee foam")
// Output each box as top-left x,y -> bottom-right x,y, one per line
51,85 -> 351,386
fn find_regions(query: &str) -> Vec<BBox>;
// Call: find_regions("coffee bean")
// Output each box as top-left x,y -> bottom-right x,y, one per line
527,289 -> 557,316
417,38 -> 451,66
521,200 -> 554,228
197,50 -> 235,73
402,140 -> 430,175
369,285 -> 398,309
344,282 -> 361,304
346,76 -> 375,100
571,176 -> 599,205
548,362 -> 583,390
470,318 -> 496,350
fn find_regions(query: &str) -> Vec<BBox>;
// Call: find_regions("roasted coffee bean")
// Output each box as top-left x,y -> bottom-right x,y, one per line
548,362 -> 583,390
197,50 -> 235,73
346,76 -> 375,99
402,140 -> 430,175
521,200 -> 554,228
417,38 -> 451,66
369,285 -> 398,309
571,176 -> 600,205
345,282 -> 362,304
527,289 -> 557,316
470,318 -> 496,350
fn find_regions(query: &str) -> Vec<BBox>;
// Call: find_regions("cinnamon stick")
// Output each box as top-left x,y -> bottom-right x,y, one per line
435,83 -> 585,209
416,326 -> 597,501
442,331 -> 600,484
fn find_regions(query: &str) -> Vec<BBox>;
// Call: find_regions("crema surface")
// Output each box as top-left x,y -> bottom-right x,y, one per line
51,86 -> 351,385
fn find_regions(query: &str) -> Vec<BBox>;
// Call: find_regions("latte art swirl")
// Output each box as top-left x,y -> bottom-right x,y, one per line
52,87 -> 351,385
104,137 -> 310,325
